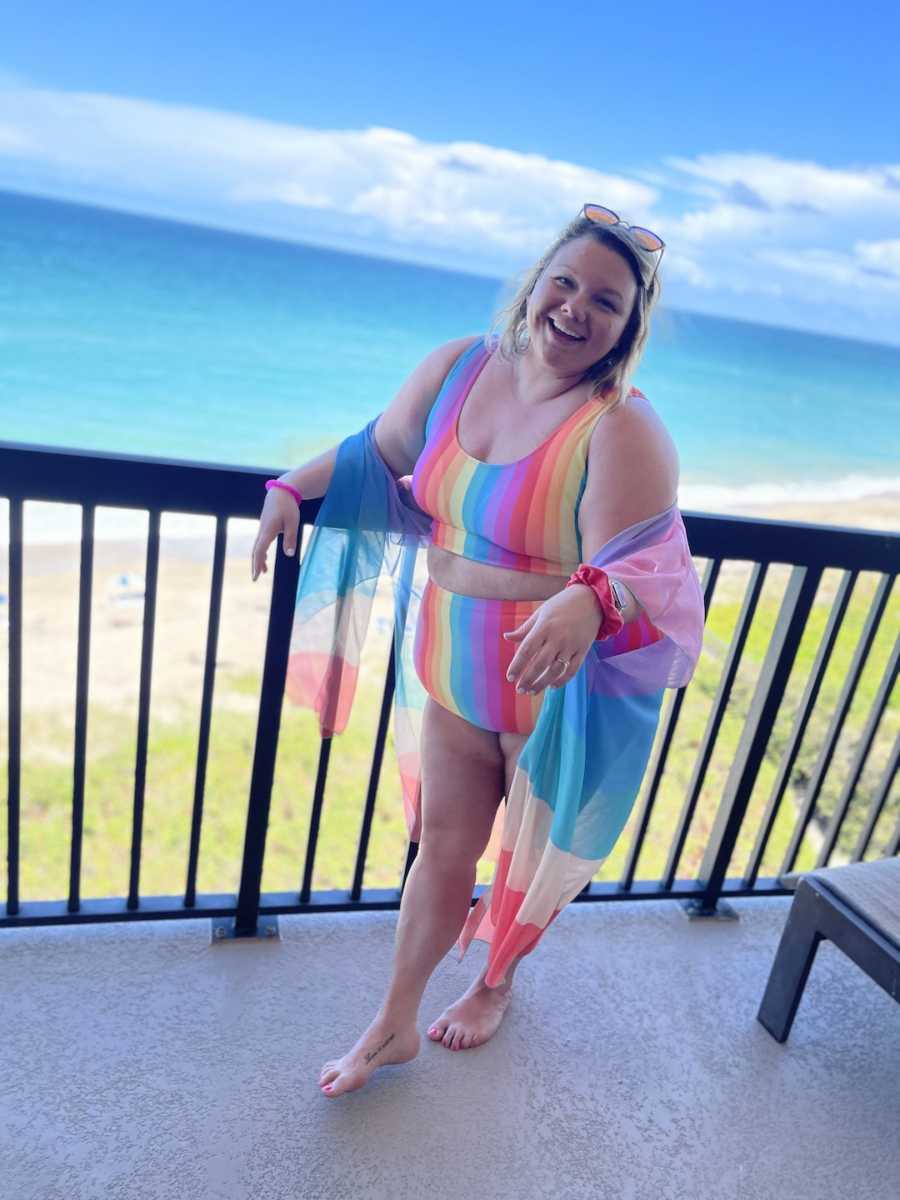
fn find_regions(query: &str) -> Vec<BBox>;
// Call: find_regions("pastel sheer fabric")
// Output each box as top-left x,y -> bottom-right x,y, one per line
287,418 -> 705,987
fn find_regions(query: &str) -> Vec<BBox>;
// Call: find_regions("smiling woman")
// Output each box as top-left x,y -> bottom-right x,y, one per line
250,204 -> 704,1098
496,205 -> 664,408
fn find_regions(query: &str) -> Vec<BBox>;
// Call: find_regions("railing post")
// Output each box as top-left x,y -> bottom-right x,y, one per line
228,538 -> 300,938
688,564 -> 822,917
5,499 -> 23,917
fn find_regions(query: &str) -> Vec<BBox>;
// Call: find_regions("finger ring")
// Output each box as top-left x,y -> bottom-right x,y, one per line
555,656 -> 570,669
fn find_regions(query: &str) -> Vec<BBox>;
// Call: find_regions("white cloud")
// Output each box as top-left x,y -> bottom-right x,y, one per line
854,238 -> 900,278
667,202 -> 782,244
665,152 -> 900,216
0,84 -> 656,261
757,246 -> 900,292
0,123 -> 30,152
661,252 -> 711,287
1,83 -> 899,342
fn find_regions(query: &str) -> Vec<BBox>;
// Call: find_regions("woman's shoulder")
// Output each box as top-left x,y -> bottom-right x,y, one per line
425,334 -> 483,374
375,335 -> 484,472
587,387 -> 679,485
404,335 -> 483,409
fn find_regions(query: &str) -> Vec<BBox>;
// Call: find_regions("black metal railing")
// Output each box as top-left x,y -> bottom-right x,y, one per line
1,440 -> 898,931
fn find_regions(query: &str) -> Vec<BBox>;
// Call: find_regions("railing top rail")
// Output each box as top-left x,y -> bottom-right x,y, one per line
682,510 -> 899,572
0,439 -> 283,519
1,440 -> 898,571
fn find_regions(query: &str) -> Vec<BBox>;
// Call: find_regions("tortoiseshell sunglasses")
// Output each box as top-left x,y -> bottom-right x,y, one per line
582,203 -> 665,281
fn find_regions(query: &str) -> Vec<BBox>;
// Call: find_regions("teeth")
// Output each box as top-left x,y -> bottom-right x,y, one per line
550,318 -> 583,340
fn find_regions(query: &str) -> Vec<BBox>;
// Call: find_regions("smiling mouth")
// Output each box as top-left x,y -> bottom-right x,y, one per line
547,316 -> 585,342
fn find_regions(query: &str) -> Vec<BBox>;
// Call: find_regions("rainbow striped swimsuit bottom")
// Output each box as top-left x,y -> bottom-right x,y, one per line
286,339 -> 705,987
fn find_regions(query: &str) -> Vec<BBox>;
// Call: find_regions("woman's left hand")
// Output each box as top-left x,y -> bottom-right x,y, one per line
503,584 -> 600,693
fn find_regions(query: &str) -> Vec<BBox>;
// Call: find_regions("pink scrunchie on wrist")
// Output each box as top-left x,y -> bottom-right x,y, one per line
564,564 -> 625,641
265,479 -> 303,507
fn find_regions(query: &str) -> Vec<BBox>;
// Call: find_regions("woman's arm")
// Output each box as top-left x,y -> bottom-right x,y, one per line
250,335 -> 479,580
269,334 -> 478,500
373,335 -> 479,477
505,399 -> 680,694
576,397 -> 680,619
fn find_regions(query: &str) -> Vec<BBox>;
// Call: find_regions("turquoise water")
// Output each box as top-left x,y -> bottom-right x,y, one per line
2,189 -> 899,511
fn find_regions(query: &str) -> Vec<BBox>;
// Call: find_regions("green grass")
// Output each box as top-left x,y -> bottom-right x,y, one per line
2,571 -> 897,907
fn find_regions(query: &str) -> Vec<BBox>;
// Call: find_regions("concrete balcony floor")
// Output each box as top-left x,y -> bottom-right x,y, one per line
2,895 -> 898,1200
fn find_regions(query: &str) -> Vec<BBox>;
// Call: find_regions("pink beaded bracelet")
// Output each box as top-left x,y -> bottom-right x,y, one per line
265,479 -> 303,507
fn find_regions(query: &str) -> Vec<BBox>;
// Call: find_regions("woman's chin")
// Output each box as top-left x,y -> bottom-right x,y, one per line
535,327 -> 594,373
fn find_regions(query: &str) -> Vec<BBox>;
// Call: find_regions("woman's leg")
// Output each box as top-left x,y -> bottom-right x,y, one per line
426,728 -> 531,1052
318,697 -> 506,1097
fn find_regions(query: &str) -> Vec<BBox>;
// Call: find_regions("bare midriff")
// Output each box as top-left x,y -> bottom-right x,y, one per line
426,543 -> 569,601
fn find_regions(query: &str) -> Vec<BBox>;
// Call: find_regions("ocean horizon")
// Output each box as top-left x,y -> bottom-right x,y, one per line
2,189 -> 899,543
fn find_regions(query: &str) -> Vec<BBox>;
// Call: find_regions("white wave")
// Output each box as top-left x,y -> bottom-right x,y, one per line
679,474 -> 900,511
0,503 -> 253,547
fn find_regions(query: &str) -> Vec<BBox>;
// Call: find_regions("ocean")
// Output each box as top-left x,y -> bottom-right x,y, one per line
2,189 -> 899,525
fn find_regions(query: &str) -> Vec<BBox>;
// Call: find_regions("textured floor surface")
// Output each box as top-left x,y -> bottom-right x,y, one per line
1,896 -> 898,1200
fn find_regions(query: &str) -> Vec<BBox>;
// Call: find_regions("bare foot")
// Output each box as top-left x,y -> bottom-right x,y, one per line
318,1017 -> 420,1097
427,968 -> 513,1051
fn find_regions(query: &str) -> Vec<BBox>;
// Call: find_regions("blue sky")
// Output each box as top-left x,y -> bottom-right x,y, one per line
3,0 -> 900,343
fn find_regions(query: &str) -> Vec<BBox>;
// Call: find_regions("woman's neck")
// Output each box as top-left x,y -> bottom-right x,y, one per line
509,348 -> 588,407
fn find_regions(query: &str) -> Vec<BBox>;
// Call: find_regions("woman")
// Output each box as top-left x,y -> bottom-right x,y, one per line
251,206 -> 705,1098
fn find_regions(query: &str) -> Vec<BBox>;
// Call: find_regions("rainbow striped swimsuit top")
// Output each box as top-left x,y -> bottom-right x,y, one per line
411,337 -> 630,574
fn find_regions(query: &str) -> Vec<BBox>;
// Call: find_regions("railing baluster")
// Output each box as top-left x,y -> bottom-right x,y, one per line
855,732 -> 899,860
817,634 -> 899,866
663,561 -> 767,889
185,516 -> 227,907
620,557 -> 721,892
127,511 -> 160,909
781,572 -> 896,876
232,537 -> 299,936
351,636 -> 396,902
746,569 -> 857,885
300,738 -> 333,904
692,564 -> 822,914
879,735 -> 900,858
68,505 -> 94,913
5,499 -> 23,916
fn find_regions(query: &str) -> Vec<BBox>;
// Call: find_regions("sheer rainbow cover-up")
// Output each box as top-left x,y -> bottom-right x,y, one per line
287,408 -> 704,988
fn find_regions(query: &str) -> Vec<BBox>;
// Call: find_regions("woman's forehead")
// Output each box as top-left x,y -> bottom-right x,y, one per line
548,236 -> 638,291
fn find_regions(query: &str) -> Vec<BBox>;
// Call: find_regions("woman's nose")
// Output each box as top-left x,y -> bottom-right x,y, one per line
561,295 -> 585,321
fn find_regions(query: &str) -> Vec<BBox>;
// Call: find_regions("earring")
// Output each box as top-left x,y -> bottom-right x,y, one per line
514,320 -> 530,351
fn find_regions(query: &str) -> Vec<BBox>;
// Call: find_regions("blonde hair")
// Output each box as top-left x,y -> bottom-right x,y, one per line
493,214 -> 662,413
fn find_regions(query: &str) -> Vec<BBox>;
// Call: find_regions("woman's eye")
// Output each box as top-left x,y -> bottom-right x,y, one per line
555,276 -> 572,287
596,298 -> 616,311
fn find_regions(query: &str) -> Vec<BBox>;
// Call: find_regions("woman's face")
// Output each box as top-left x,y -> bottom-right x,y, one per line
525,235 -> 639,375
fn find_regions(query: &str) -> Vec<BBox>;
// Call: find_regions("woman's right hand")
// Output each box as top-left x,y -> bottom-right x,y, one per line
250,487 -> 300,582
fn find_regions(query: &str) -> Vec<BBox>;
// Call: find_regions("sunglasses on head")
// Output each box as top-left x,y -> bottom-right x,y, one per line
582,204 -> 665,280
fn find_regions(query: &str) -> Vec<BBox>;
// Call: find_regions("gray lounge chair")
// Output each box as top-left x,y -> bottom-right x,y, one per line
757,855 -> 900,1042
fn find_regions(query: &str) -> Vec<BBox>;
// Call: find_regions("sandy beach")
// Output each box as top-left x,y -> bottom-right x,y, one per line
713,493 -> 900,533
1,494 -> 897,722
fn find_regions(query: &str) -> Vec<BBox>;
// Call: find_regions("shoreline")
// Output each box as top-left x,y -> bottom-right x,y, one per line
690,492 -> 900,533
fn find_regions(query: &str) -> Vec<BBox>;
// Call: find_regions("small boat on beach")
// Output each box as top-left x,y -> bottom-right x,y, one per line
105,572 -> 145,622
